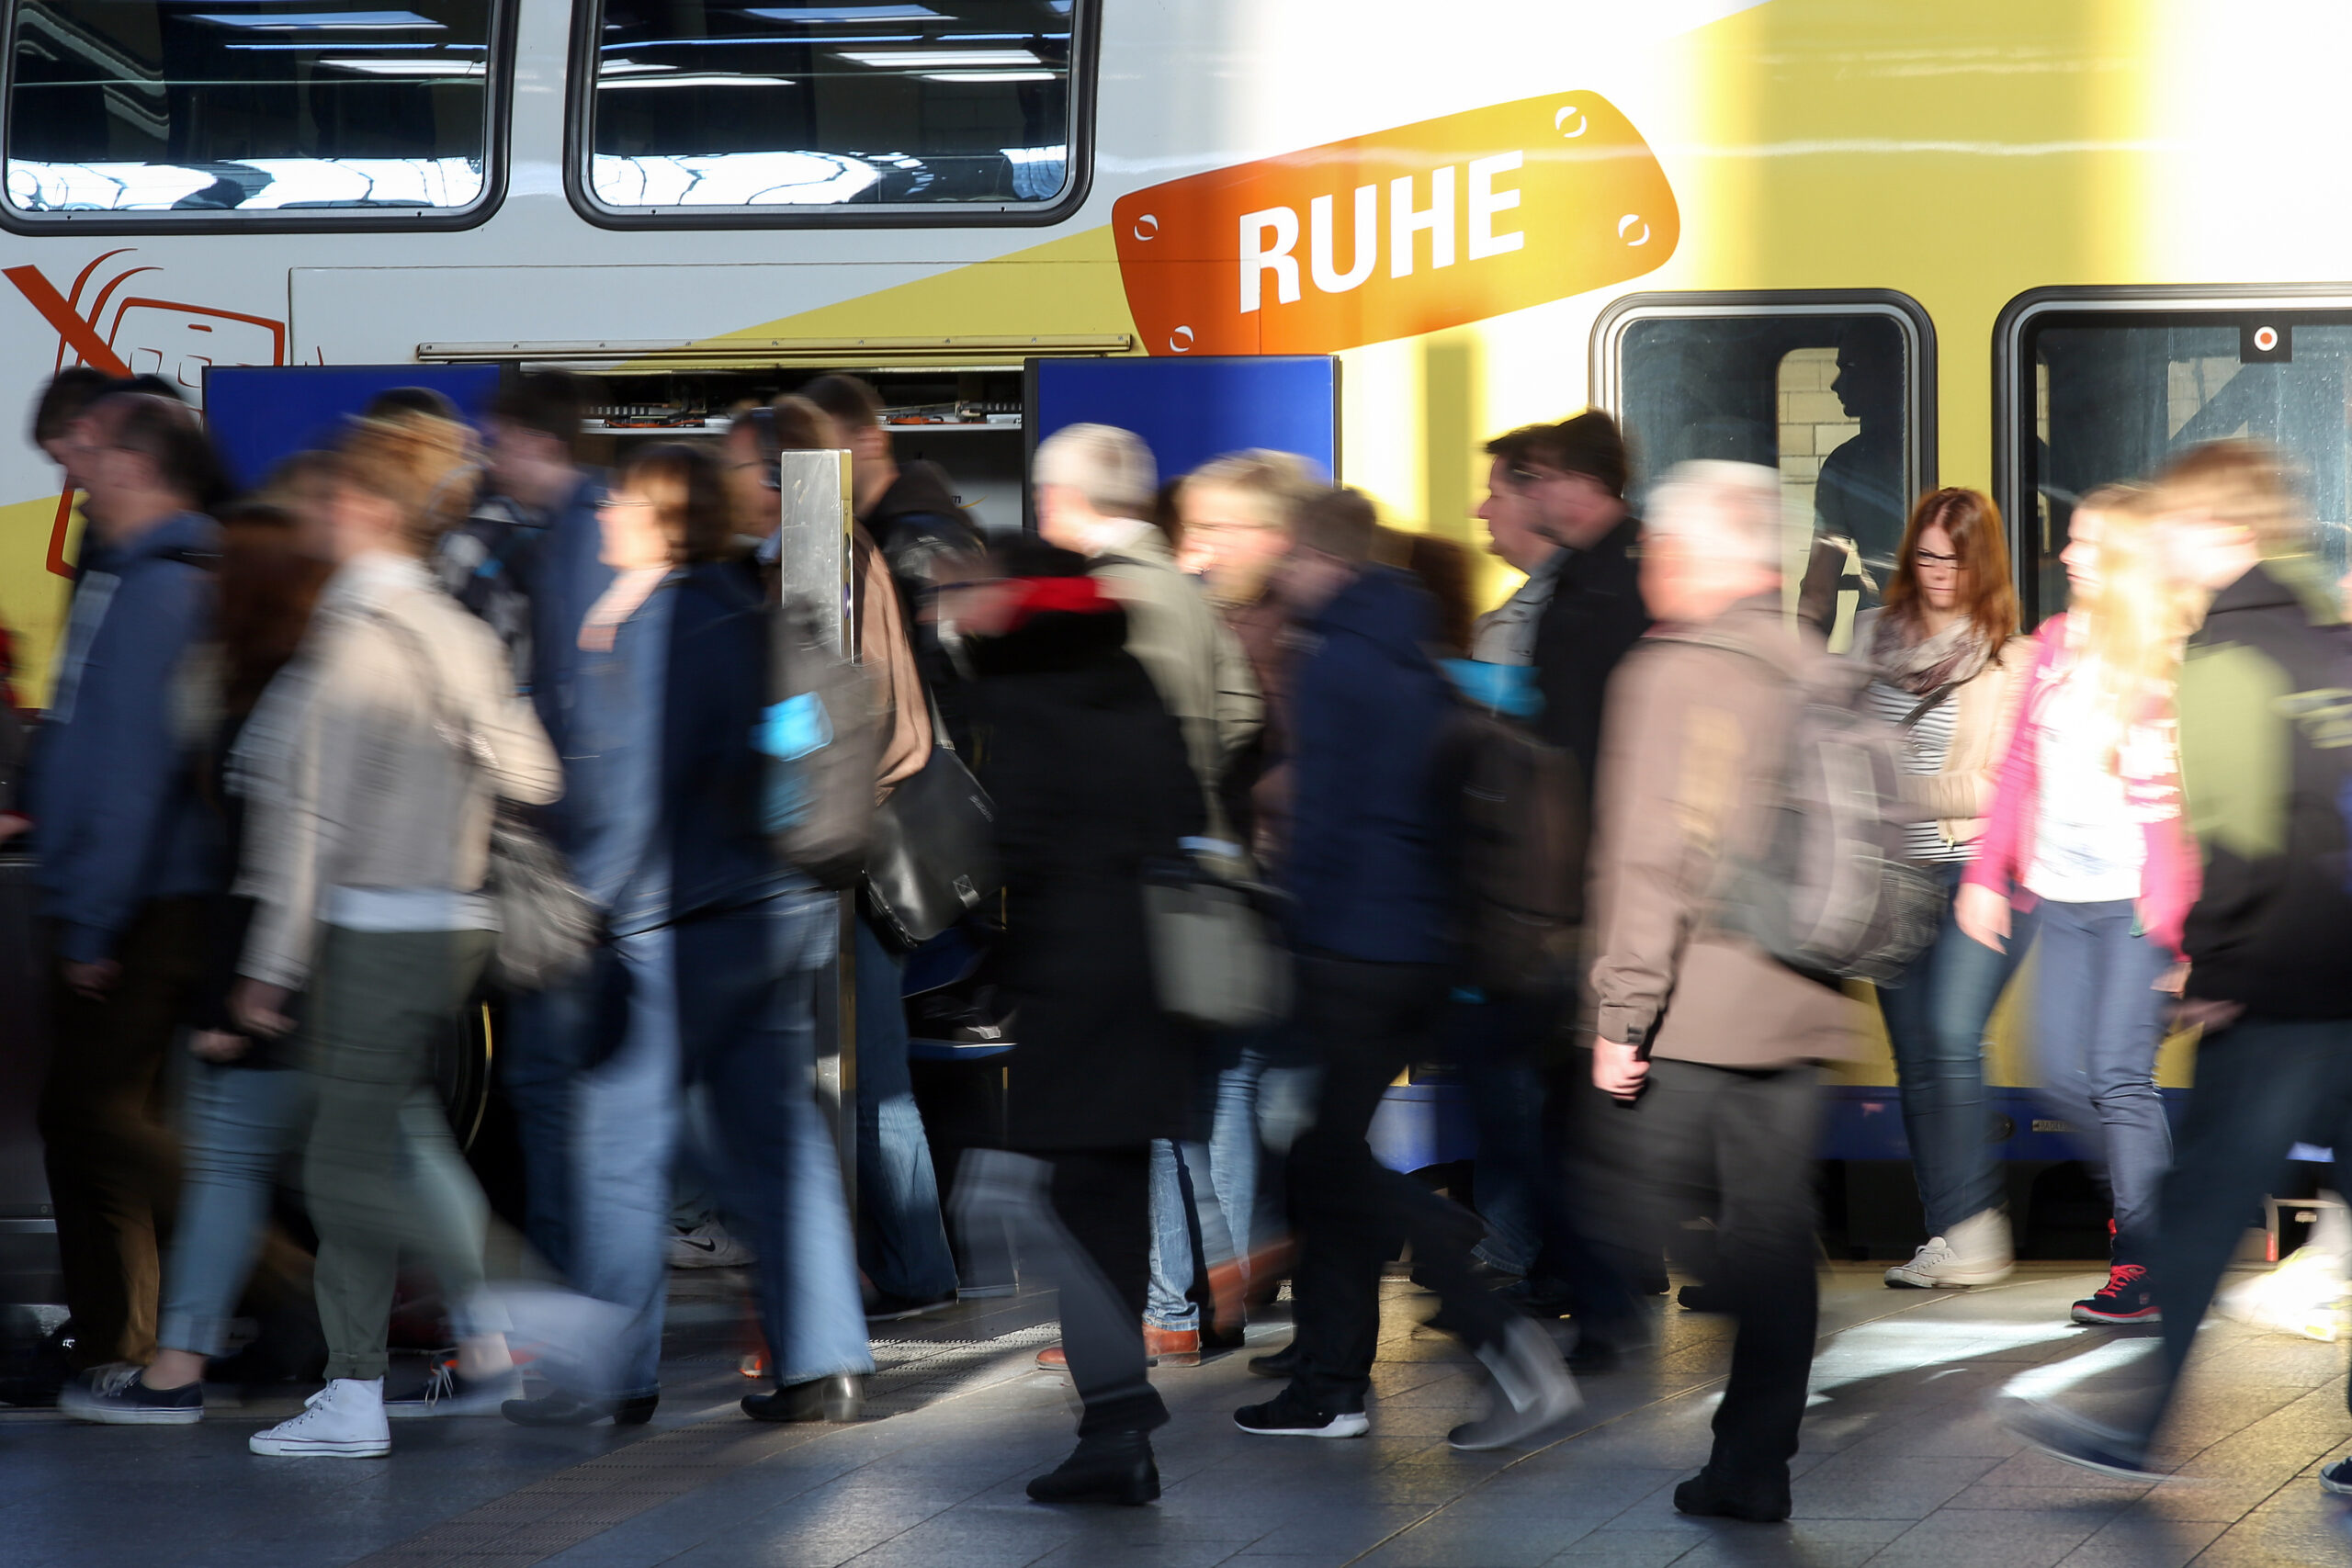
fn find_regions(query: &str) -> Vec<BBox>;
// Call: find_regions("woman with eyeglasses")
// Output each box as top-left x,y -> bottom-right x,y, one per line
1851,489 -> 2035,1291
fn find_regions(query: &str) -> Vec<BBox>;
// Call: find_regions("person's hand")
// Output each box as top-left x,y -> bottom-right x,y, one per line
1955,882 -> 2011,953
62,959 -> 119,999
2154,964 -> 2188,997
229,978 -> 295,1038
189,1029 -> 252,1064
1593,1038 -> 1649,1101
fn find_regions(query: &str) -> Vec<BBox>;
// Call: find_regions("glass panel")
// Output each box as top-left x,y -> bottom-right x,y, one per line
1618,311 -> 1912,590
2027,316 -> 2352,623
587,0 -> 1077,211
6,0 -> 495,214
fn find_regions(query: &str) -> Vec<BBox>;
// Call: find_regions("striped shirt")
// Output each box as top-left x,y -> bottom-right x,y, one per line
1866,677 -> 1967,863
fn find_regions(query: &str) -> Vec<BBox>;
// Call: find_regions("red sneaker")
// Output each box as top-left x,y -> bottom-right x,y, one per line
2072,1262 -> 2161,1325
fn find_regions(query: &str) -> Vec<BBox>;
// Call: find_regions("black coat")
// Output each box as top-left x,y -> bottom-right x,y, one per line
967,597 -> 1204,1151
1531,513 -> 1650,797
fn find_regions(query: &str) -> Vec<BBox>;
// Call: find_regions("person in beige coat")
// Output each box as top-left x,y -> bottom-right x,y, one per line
1582,461 -> 1862,1525
230,412 -> 561,1460
1850,489 -> 2036,1292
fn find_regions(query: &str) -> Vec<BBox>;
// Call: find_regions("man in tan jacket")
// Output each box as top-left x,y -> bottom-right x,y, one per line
1582,461 -> 1861,1525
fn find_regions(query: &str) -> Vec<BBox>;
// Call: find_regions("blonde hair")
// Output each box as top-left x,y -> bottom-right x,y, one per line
336,411 -> 479,555
2071,484 -> 2192,756
1184,449 -> 1315,534
2159,438 -> 2306,558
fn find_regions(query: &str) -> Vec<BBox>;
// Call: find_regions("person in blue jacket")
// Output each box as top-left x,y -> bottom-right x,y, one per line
27,390 -> 225,1375
1234,489 -> 1578,1452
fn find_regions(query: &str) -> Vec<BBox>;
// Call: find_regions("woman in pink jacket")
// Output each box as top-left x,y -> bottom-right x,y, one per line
1958,484 -> 2198,1327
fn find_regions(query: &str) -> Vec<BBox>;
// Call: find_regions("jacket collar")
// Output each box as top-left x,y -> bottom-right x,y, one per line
88,508 -> 215,572
1680,591 -> 1808,676
2202,560 -> 2301,621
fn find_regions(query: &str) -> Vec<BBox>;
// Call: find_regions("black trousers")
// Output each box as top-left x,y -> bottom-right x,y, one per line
1047,1147 -> 1166,1438
1581,1055 -> 1822,1482
1287,954 -> 1511,1414
2128,1017 -> 2352,1439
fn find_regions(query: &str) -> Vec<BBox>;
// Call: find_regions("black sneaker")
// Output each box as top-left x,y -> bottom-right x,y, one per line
1998,1395 -> 2161,1482
1673,1466 -> 1792,1523
2320,1455 -> 2352,1495
2072,1263 -> 2160,1325
59,1363 -> 202,1426
1246,1342 -> 1300,1380
1233,1386 -> 1369,1438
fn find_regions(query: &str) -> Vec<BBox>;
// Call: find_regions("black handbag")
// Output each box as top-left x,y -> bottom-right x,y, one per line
862,688 -> 1000,948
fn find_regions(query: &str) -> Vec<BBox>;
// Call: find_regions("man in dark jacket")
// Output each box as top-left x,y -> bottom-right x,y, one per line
1233,490 -> 1578,1451
2005,442 -> 2352,1489
27,391 -> 222,1374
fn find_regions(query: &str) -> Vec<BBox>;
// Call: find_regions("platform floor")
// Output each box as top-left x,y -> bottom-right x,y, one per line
6,1263 -> 2351,1568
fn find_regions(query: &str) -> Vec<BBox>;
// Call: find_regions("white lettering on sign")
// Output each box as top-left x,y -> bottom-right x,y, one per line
1238,205 -> 1302,313
1238,156 -> 1525,313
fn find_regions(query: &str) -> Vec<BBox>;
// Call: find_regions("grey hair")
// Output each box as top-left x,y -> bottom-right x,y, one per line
1034,423 -> 1158,520
1645,460 -> 1784,570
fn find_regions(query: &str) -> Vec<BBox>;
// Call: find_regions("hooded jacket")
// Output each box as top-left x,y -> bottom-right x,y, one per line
26,510 -> 221,964
1285,564 -> 1460,965
2175,562 -> 2352,1017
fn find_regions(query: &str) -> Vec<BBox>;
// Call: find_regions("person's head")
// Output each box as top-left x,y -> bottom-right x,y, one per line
1830,323 -> 1900,424
31,367 -> 115,480
602,442 -> 733,571
1276,486 -> 1378,615
1180,449 -> 1315,604
1883,487 -> 2016,640
2157,439 -> 2302,582
77,391 -> 223,540
797,374 -> 894,513
2064,483 -> 2191,732
1033,423 -> 1157,552
331,411 -> 480,563
366,386 -> 463,424
485,372 -> 584,513
1639,461 -> 1784,626
1476,412 -> 1630,570
720,394 -> 837,536
1404,533 -> 1477,656
213,493 -> 334,716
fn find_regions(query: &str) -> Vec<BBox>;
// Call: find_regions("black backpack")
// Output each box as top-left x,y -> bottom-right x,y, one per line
1447,699 -> 1588,997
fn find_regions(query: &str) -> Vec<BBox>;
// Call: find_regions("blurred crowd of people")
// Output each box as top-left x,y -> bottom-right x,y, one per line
10,362 -> 2352,1522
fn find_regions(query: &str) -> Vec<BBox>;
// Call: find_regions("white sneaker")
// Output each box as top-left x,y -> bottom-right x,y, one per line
385,1362 -> 526,1418
1884,1209 -> 2014,1288
668,1220 -> 754,1269
2217,1244 -> 2351,1342
250,1378 -> 390,1458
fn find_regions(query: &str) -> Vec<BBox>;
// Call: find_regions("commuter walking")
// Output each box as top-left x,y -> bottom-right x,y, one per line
1582,462 -> 1862,1524
232,412 -> 559,1458
2005,441 -> 2352,1482
27,391 -> 225,1378
61,472 -> 333,1423
1233,489 -> 1577,1451
500,444 -> 874,1430
1857,490 -> 2034,1289
945,546 -> 1203,1505
1957,485 -> 2197,1325
1034,424 -> 1264,1363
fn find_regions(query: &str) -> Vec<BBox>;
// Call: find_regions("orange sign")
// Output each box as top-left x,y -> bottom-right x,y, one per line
1113,92 -> 1678,357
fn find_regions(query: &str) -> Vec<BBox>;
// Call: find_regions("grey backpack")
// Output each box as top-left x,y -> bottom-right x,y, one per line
1671,634 -> 1939,985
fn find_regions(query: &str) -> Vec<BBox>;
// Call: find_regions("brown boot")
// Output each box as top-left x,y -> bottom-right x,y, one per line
1143,1325 -> 1201,1367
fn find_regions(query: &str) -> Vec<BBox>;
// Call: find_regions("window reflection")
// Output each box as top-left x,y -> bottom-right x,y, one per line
6,0 -> 496,214
587,0 -> 1078,211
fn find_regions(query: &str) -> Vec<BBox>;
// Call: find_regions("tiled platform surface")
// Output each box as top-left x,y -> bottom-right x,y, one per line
6,1263 -> 2352,1568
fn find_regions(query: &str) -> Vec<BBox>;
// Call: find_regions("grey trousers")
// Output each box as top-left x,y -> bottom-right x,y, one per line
300,925 -> 502,1382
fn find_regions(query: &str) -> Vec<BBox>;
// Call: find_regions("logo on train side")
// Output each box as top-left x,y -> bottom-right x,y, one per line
1112,92 -> 1679,356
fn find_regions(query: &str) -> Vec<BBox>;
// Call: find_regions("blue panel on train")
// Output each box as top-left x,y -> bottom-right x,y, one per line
202,364 -> 503,491
1028,355 -> 1340,488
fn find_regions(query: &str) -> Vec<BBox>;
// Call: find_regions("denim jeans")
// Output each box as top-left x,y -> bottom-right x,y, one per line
2030,897 -> 2175,1259
157,1062 -> 304,1359
1146,1036 -> 1266,1330
854,915 -> 957,1302
571,897 -> 873,1399
499,980 -> 593,1278
1446,989 -> 1559,1277
1876,862 -> 2035,1237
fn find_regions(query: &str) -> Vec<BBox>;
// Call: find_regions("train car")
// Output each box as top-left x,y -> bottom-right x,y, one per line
6,0 -> 2350,1258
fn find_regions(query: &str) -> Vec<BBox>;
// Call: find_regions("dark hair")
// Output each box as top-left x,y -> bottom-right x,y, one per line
1150,477 -> 1186,548
1294,487 -> 1379,563
491,371 -> 584,457
1883,487 -> 2016,646
119,374 -> 187,404
90,391 -> 227,505
614,442 -> 734,565
367,386 -> 462,423
1403,534 -> 1477,656
1484,410 -> 1629,499
734,392 -> 835,457
213,501 -> 332,716
31,367 -> 114,446
799,373 -> 885,433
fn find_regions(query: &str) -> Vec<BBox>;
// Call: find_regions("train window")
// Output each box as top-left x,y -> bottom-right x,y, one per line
2002,294 -> 2352,626
4,0 -> 502,223
578,0 -> 1093,224
1592,292 -> 1936,599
